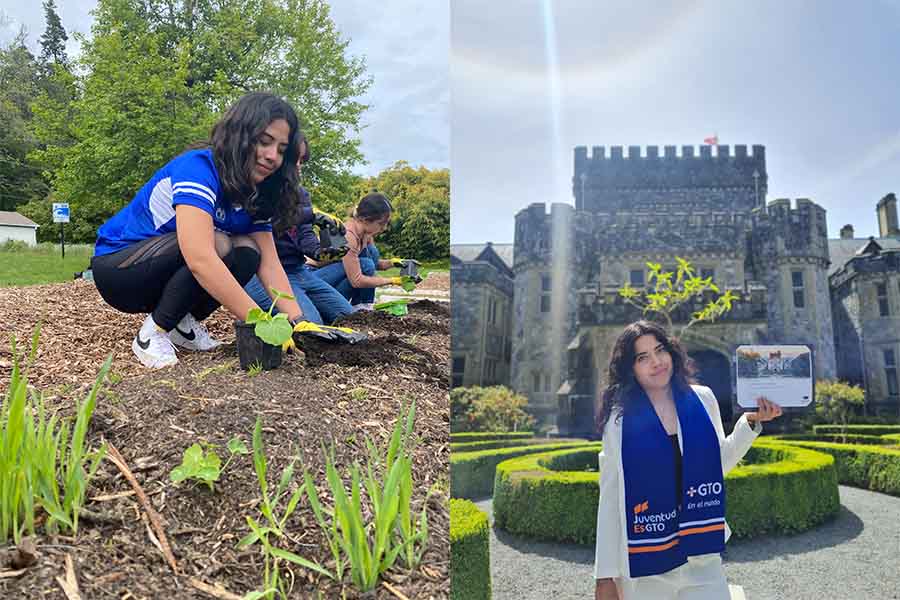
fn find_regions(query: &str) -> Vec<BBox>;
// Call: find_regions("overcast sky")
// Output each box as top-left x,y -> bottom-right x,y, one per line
0,0 -> 448,176
451,0 -> 900,243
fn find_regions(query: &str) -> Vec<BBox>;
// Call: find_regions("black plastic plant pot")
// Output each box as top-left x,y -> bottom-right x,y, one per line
400,260 -> 420,279
234,321 -> 283,371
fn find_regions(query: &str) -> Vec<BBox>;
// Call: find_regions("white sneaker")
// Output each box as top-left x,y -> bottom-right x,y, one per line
133,315 -> 178,368
169,313 -> 222,351
352,303 -> 375,312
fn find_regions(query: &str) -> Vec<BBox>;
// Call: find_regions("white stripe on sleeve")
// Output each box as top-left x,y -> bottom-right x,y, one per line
173,181 -> 216,207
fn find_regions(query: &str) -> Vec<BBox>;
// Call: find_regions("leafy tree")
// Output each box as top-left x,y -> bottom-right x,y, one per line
814,380 -> 865,442
28,0 -> 372,243
0,32 -> 46,212
352,161 -> 449,260
619,257 -> 739,336
450,386 -> 534,433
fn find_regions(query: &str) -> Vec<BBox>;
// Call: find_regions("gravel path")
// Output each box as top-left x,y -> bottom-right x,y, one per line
475,485 -> 900,599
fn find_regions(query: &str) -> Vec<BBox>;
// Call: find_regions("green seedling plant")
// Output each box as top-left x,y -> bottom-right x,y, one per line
247,362 -> 264,377
237,417 -> 333,595
1,326 -> 109,543
299,399 -> 427,592
170,437 -> 249,492
245,288 -> 296,347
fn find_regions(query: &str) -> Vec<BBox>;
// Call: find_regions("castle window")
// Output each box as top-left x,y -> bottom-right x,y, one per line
540,295 -> 551,313
488,296 -> 498,325
485,359 -> 497,383
541,275 -> 552,291
630,269 -> 645,287
544,374 -> 552,393
876,283 -> 889,317
452,356 -> 466,388
533,372 -> 541,392
884,349 -> 898,396
791,270 -> 805,308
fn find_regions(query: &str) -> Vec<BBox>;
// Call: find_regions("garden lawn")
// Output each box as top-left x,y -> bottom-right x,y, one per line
379,259 -> 450,279
0,279 -> 451,599
0,244 -> 93,287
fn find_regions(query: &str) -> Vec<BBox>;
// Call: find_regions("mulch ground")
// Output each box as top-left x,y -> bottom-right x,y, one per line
0,279 -> 450,599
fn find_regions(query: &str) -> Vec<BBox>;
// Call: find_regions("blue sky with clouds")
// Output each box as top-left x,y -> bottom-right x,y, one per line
451,0 -> 900,243
0,0 -> 448,176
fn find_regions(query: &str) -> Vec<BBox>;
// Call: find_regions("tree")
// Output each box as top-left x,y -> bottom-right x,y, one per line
619,257 -> 739,336
29,0 -> 372,243
450,386 -> 535,433
0,32 -> 47,212
39,0 -> 68,70
351,161 -> 450,261
815,380 -> 865,442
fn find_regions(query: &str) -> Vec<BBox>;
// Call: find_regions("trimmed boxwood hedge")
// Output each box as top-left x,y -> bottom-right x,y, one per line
773,433 -> 893,445
450,499 -> 491,600
492,441 -> 840,544
882,433 -> 900,444
813,425 -> 900,436
451,438 -> 578,453
773,440 -> 900,496
451,441 -> 591,499
450,432 -> 533,443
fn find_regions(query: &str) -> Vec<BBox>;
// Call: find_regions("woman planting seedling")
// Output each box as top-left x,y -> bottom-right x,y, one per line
311,191 -> 421,310
91,92 -> 335,368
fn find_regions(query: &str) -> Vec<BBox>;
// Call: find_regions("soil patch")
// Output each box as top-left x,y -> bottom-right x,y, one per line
0,280 -> 450,599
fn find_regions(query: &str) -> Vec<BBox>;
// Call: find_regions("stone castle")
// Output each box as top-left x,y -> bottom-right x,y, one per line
451,144 -> 900,432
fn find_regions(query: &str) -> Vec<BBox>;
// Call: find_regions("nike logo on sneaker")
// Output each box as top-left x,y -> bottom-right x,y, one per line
136,335 -> 151,350
175,326 -> 196,341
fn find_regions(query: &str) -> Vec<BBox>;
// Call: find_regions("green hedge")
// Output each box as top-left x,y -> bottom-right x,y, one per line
491,441 -> 839,544
774,433 -> 893,445
773,440 -> 900,496
451,441 -> 591,499
451,438 -> 576,453
450,499 -> 491,600
450,432 -> 534,443
882,433 -> 900,444
813,425 -> 900,436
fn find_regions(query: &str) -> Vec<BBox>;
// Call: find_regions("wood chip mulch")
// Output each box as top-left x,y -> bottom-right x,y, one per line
0,280 -> 450,599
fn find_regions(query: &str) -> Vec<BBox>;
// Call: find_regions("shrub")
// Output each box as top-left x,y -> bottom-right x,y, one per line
450,432 -> 533,444
773,440 -> 900,496
450,499 -> 491,600
814,381 -> 866,439
773,433 -> 893,446
813,425 -> 900,436
451,438 -> 567,453
450,386 -> 534,433
451,441 -> 590,499
491,441 -> 840,544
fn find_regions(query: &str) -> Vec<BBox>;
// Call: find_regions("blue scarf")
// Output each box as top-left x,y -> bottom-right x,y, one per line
621,385 -> 725,577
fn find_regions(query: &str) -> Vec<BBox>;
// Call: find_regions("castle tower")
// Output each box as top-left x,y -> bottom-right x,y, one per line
750,199 -> 836,379
573,144 -> 768,214
877,193 -> 899,238
510,202 -> 583,424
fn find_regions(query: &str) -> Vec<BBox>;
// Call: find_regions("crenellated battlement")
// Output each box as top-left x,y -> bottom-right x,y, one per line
750,198 -> 830,265
573,143 -> 768,213
575,144 -> 766,162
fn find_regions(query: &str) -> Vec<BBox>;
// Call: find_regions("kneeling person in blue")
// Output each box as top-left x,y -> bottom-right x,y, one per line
593,320 -> 783,600
91,92 -> 317,369
244,134 -> 354,324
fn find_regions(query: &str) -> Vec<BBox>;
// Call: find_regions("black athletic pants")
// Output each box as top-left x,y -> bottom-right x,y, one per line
91,232 -> 261,331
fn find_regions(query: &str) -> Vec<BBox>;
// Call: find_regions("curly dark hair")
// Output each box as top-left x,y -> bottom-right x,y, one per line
208,92 -> 303,234
594,320 -> 696,437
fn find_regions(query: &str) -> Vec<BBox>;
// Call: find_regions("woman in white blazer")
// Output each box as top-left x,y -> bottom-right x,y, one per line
593,321 -> 782,600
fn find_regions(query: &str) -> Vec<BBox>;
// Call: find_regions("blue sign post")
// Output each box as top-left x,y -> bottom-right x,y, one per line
52,203 -> 70,259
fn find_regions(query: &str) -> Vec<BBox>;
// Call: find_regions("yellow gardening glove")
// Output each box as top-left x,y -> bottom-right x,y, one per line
389,276 -> 417,292
282,320 -> 326,351
389,276 -> 404,285
390,257 -> 407,268
282,336 -> 297,353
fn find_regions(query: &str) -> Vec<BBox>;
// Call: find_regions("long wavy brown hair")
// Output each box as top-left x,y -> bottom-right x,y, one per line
207,92 -> 303,234
594,320 -> 696,437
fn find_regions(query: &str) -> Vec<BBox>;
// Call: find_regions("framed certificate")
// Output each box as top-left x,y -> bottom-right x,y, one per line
735,345 -> 814,408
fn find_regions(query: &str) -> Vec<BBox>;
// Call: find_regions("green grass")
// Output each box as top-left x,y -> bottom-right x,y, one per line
0,243 -> 93,287
379,259 -> 449,279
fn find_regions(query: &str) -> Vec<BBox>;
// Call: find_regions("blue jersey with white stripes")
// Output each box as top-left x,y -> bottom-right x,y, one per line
94,149 -> 273,257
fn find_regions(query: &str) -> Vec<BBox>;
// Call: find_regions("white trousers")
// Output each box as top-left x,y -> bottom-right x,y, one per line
616,553 -> 731,600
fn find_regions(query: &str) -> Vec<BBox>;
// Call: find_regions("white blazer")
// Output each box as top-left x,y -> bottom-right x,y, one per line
593,385 -> 762,580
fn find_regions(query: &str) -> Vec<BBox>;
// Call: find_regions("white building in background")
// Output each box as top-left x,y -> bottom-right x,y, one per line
0,212 -> 39,245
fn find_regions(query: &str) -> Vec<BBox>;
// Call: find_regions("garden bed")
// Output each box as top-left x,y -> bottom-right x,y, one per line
0,279 -> 450,599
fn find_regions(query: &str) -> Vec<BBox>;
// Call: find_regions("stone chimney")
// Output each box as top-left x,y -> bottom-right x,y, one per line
877,193 -> 899,238
840,224 -> 854,239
